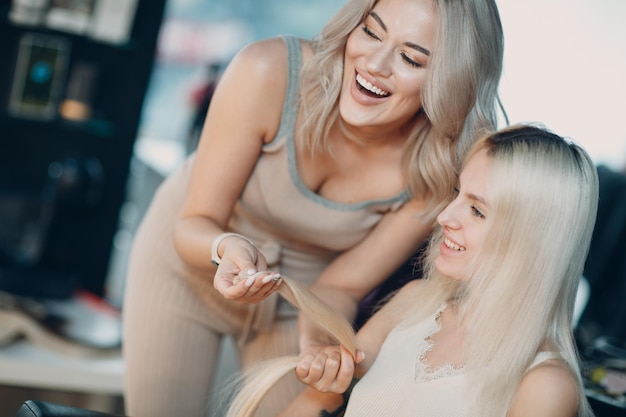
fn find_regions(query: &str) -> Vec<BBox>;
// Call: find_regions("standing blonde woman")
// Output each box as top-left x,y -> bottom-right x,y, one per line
122,0 -> 506,415
236,124 -> 597,417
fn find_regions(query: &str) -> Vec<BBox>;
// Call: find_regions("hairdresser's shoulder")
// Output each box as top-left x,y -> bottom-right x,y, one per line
508,359 -> 579,417
233,36 -> 313,74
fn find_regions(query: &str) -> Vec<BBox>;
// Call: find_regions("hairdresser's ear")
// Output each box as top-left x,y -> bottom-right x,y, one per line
356,349 -> 365,364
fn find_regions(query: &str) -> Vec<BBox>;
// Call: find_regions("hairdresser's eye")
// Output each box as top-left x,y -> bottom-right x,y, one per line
401,52 -> 422,68
471,206 -> 485,219
453,187 -> 460,195
362,25 -> 381,41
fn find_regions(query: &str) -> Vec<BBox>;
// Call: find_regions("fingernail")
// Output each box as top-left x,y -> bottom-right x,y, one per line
245,276 -> 255,287
261,272 -> 280,284
246,268 -> 257,276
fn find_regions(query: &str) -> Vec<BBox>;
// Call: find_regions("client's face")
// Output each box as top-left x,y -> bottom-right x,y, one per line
434,149 -> 491,281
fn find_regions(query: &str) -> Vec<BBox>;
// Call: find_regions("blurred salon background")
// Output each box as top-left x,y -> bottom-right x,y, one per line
0,0 -> 624,416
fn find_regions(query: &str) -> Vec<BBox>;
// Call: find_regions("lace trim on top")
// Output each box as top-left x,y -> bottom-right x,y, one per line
415,303 -> 466,382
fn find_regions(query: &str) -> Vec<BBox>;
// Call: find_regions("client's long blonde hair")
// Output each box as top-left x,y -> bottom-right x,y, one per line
225,276 -> 356,417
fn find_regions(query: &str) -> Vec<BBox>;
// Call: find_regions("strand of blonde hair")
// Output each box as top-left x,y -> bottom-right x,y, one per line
226,275 -> 356,417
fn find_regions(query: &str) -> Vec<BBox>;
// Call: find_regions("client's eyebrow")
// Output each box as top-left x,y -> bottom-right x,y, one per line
467,192 -> 489,208
369,11 -> 431,56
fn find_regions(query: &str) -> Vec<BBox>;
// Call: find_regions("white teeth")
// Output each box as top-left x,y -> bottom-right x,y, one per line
356,74 -> 390,97
444,238 -> 466,252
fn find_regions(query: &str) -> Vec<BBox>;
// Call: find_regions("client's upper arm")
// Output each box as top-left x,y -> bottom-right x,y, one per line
507,361 -> 579,417
355,279 -> 423,375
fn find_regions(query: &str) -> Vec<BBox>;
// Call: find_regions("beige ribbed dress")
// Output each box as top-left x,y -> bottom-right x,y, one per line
122,36 -> 409,417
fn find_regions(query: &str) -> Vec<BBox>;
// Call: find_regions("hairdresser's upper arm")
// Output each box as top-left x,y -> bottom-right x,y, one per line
355,280 -> 423,374
314,198 -> 433,303
179,37 -> 288,227
173,38 -> 290,267
507,361 -> 579,417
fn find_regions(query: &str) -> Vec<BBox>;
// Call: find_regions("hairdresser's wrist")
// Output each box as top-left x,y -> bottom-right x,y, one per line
211,232 -> 255,266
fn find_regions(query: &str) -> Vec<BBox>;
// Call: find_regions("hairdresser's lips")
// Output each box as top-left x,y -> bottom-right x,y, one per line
351,71 -> 391,105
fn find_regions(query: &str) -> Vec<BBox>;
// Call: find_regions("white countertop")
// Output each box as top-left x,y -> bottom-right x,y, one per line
0,339 -> 124,395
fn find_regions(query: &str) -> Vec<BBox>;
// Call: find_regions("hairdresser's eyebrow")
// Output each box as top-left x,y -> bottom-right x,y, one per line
406,41 -> 430,56
370,12 -> 387,31
369,11 -> 431,56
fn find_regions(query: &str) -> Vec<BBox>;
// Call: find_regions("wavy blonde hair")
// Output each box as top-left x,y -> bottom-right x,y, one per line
299,0 -> 506,217
227,124 -> 598,417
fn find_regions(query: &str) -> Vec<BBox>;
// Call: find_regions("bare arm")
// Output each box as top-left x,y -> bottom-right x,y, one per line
297,198 -> 433,376
507,361 -> 579,417
173,37 -> 291,301
296,279 -> 425,394
281,280 -> 424,416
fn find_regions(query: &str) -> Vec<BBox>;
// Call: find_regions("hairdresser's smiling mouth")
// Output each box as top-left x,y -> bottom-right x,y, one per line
355,72 -> 390,98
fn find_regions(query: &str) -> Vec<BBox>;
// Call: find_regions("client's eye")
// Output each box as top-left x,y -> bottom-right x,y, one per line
471,206 -> 485,219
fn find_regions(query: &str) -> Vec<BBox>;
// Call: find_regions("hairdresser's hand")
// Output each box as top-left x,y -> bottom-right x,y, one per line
225,269 -> 283,303
296,344 -> 365,393
213,237 -> 282,303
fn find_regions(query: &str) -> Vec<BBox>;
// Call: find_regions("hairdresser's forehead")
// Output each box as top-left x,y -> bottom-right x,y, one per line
368,0 -> 437,49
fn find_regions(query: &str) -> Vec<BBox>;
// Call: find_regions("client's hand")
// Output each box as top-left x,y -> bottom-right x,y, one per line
296,344 -> 365,393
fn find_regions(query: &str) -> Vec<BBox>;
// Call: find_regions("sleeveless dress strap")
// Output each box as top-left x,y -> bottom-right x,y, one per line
265,35 -> 301,150
527,351 -> 563,371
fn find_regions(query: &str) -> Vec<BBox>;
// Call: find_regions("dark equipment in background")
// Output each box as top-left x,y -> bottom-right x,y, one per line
577,165 -> 626,417
0,0 -> 166,299
578,165 -> 626,348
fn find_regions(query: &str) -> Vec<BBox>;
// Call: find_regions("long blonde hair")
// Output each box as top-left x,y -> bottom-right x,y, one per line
299,0 -> 507,217
411,124 -> 599,416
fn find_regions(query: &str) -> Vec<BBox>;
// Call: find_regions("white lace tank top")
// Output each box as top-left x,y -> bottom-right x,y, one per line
343,304 -> 561,417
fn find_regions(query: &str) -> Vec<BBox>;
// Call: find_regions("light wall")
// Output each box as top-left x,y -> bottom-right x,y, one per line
497,0 -> 626,169
140,0 -> 626,169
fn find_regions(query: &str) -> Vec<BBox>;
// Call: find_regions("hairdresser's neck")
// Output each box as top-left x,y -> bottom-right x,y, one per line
335,117 -> 416,149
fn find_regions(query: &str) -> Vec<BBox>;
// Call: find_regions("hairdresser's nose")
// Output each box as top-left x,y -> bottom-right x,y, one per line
365,44 -> 393,77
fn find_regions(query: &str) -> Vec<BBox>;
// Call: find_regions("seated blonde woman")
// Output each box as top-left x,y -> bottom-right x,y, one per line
227,124 -> 599,417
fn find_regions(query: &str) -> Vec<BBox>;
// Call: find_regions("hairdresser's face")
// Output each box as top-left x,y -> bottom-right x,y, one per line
435,150 -> 492,281
340,0 -> 436,132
